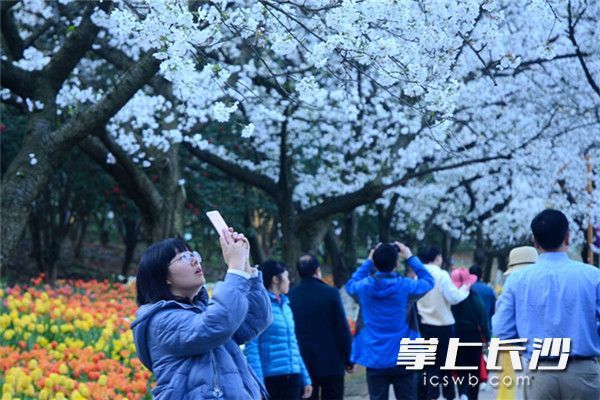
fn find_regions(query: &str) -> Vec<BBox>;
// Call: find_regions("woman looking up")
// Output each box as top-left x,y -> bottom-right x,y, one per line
131,228 -> 272,399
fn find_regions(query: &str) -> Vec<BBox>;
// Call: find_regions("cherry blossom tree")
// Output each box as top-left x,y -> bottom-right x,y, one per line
2,0 -> 597,278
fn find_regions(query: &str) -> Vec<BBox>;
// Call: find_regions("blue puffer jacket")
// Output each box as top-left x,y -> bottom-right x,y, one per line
245,292 -> 311,386
131,272 -> 272,399
346,256 -> 434,369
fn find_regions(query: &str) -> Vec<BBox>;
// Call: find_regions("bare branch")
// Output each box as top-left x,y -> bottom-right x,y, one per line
567,1 -> 600,98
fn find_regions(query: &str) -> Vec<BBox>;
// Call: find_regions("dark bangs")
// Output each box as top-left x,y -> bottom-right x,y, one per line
136,238 -> 190,305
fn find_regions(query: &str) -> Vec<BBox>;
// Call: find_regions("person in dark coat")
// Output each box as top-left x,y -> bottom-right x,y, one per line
288,254 -> 353,400
450,268 -> 491,400
468,265 -> 496,330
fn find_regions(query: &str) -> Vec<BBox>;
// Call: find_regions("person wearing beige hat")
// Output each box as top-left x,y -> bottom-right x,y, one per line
503,246 -> 538,276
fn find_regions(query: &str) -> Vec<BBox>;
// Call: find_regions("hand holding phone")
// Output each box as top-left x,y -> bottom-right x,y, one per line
206,210 -> 229,238
207,210 -> 251,270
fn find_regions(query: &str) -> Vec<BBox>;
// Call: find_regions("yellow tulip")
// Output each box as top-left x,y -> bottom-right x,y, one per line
78,383 -> 89,397
3,329 -> 15,340
58,363 -> 68,375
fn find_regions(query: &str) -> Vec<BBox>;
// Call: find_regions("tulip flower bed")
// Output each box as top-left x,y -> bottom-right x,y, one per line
0,276 -> 151,400
1,275 -> 359,399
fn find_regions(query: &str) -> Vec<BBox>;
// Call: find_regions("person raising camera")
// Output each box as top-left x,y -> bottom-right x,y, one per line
346,242 -> 434,400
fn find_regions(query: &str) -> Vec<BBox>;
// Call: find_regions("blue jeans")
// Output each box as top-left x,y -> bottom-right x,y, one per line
366,366 -> 417,400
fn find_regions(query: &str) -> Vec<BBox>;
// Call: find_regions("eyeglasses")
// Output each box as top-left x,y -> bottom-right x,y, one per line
169,251 -> 202,266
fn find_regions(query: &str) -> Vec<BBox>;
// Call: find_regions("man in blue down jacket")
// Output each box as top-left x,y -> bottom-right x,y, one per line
346,242 -> 434,400
132,264 -> 272,399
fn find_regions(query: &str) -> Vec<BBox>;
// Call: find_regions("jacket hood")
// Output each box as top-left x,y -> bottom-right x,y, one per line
131,287 -> 208,371
364,273 -> 402,298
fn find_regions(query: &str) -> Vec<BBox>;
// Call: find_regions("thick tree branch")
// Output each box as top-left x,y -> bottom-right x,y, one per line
42,2 -> 109,91
296,153 -> 511,229
0,60 -> 36,97
96,44 -> 281,203
1,51 -> 160,265
94,45 -> 174,99
52,51 -> 161,147
79,135 -> 164,222
184,143 -> 279,200
1,1 -> 24,59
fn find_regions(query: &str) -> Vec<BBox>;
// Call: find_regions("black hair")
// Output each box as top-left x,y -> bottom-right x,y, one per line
136,238 -> 190,305
372,243 -> 399,272
469,265 -> 483,280
530,209 -> 569,250
418,245 -> 442,264
297,254 -> 320,278
259,260 -> 288,290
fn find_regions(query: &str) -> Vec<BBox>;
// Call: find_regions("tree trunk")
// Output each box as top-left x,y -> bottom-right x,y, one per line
146,145 -> 184,242
377,204 -> 391,243
324,227 -> 348,288
377,194 -> 399,243
248,234 -> 266,266
484,253 -> 494,284
0,51 -> 160,274
98,215 -> 110,247
28,212 -> 44,273
280,212 -> 301,281
441,232 -> 461,270
244,205 -> 266,265
493,251 -> 508,283
473,225 -> 488,267
298,218 -> 330,255
343,211 -> 358,272
121,218 -> 140,277
73,216 -> 88,260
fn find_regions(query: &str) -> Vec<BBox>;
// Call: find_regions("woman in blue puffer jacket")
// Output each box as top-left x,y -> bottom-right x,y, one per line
131,229 -> 272,399
245,260 -> 313,399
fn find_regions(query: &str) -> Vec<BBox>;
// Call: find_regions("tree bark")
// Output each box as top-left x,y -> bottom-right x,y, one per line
1,51 -> 160,274
325,227 -> 348,288
73,216 -> 88,260
148,145 -> 184,242
244,206 -> 266,265
119,217 -> 140,277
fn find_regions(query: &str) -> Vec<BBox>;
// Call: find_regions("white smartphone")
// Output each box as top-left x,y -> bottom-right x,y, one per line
206,210 -> 229,238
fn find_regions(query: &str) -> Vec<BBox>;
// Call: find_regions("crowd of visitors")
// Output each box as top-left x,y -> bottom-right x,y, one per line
132,209 -> 600,399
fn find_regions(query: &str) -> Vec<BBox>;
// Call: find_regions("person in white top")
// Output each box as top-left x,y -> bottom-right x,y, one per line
416,246 -> 471,400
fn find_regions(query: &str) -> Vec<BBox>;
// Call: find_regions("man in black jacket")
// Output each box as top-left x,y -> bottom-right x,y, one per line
288,254 -> 354,400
